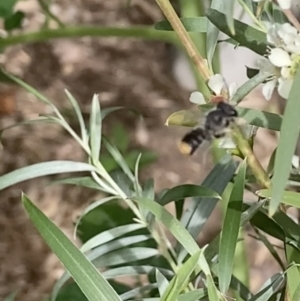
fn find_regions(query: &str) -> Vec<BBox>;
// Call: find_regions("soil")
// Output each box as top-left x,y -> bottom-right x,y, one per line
0,0 -> 288,300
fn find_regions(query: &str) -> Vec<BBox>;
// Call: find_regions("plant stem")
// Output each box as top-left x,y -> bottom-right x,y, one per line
232,125 -> 271,189
0,26 -> 178,48
155,0 -> 212,97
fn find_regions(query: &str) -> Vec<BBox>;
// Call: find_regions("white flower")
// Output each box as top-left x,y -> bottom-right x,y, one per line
268,48 -> 292,67
189,74 -> 237,105
277,0 -> 291,9
278,77 -> 294,98
189,91 -> 206,105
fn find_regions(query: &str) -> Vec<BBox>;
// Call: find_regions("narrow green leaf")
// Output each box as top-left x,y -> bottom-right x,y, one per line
231,72 -> 271,104
248,272 -> 285,301
292,282 -> 300,301
120,284 -> 157,301
89,94 -> 102,161
257,189 -> 300,209
224,0 -> 236,35
103,266 -> 174,279
206,9 -> 267,55
219,159 -> 246,293
177,289 -> 207,301
51,176 -> 102,190
156,269 -> 169,297
80,224 -> 147,252
254,229 -> 285,270
65,89 -> 88,144
161,250 -> 201,301
199,246 -> 220,301
159,184 -> 221,206
92,247 -> 159,267
134,153 -> 143,196
0,69 -> 53,106
87,235 -> 152,261
22,194 -> 122,301
286,246 -> 300,300
103,139 -> 135,183
179,155 -> 237,262
270,67 -> 300,216
154,17 -> 207,32
132,197 -> 200,255
74,196 -> 121,238
54,247 -> 159,297
0,161 -> 96,191
206,0 -> 223,70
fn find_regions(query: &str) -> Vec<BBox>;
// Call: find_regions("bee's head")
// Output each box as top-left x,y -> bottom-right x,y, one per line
216,102 -> 238,117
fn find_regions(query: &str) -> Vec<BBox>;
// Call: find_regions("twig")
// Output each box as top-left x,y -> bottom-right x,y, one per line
155,0 -> 212,84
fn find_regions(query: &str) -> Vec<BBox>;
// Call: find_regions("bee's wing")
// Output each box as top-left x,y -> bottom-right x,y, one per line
166,109 -> 206,128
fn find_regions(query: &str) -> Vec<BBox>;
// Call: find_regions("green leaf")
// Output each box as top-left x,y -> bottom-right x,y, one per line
249,207 -> 287,243
224,0 -> 236,35
92,247 -> 159,268
102,266 -> 174,280
4,11 -> 25,31
120,284 -> 157,301
154,17 -> 207,32
159,184 -> 221,206
257,189 -> 300,209
0,161 -> 96,191
56,235 -> 153,293
254,229 -> 285,270
0,0 -> 19,18
87,235 -> 153,262
179,155 -> 237,262
89,94 -> 102,161
156,269 -> 169,297
73,196 -> 120,238
206,9 -> 267,55
177,289 -> 207,301
80,223 -> 147,252
160,250 -> 201,301
248,272 -> 285,301
103,139 -> 135,183
237,107 -> 282,131
64,89 -> 88,144
51,176 -> 102,190
292,281 -> 300,301
206,0 -> 223,70
77,199 -> 136,243
219,159 -> 246,293
132,197 -> 200,256
22,194 -> 122,301
270,67 -> 300,216
231,71 -> 271,104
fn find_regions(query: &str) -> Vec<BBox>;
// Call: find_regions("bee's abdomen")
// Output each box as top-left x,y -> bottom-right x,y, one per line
179,128 -> 207,155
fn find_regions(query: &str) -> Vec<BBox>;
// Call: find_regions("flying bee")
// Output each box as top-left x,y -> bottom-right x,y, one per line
178,99 -> 239,156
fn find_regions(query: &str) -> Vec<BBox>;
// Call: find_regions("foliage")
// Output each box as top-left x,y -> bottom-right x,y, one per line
1,0 -> 300,301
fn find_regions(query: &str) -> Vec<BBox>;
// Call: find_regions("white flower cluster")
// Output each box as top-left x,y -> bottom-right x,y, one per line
258,22 -> 300,100
189,74 -> 237,105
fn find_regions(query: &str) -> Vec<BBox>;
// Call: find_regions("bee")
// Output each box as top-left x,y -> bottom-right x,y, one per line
179,99 -> 238,155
